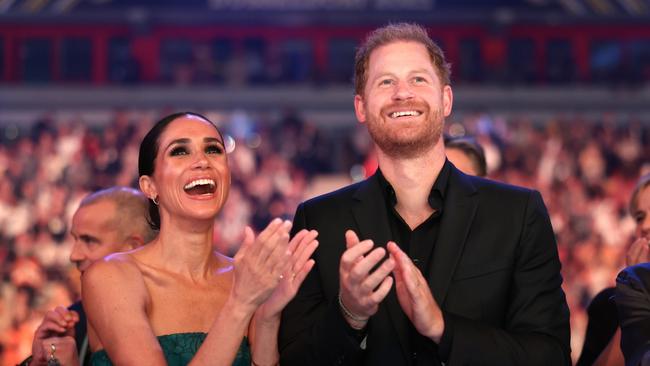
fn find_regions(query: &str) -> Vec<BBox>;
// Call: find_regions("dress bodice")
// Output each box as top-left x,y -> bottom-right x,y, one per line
89,332 -> 251,366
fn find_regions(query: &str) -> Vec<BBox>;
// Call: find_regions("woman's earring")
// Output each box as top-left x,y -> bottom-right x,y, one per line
152,196 -> 159,206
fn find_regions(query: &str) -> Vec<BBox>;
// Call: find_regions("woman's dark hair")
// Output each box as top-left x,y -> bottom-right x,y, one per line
138,111 -> 220,231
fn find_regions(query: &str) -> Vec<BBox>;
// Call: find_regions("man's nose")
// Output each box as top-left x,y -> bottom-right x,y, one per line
392,80 -> 414,101
69,243 -> 85,264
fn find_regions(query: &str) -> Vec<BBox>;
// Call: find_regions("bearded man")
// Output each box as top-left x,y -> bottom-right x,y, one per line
279,23 -> 570,366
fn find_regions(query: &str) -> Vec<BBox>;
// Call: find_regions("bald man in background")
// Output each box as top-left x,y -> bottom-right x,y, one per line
20,187 -> 157,366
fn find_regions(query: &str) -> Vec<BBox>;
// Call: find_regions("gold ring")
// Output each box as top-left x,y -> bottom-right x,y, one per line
47,343 -> 61,366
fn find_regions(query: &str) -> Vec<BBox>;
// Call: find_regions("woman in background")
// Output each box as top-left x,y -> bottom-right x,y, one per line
615,173 -> 650,366
578,173 -> 650,366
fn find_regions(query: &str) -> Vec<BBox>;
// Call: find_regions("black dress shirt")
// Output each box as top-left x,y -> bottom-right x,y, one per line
376,160 -> 450,365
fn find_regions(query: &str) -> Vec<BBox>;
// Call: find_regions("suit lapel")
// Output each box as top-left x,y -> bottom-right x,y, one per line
351,174 -> 412,364
429,166 -> 478,306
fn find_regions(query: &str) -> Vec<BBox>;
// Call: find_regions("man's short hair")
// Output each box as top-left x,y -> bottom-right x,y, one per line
354,22 -> 452,96
80,187 -> 157,244
444,136 -> 488,177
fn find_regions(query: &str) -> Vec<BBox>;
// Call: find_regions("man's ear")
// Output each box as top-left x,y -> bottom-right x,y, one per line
354,94 -> 367,124
442,85 -> 453,117
139,175 -> 157,201
123,235 -> 146,250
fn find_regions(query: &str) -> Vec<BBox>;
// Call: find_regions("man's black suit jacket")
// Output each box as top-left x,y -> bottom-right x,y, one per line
279,164 -> 570,366
615,263 -> 650,366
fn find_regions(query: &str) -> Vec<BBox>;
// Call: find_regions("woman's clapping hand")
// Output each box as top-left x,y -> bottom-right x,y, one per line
256,229 -> 319,321
231,218 -> 294,310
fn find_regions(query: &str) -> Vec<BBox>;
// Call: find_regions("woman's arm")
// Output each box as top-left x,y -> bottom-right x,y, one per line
83,219 -> 299,366
249,229 -> 319,366
84,257 -> 257,366
193,219 -> 302,365
82,256 -> 168,365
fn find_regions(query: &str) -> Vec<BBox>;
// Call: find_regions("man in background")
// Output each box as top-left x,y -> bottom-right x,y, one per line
445,136 -> 487,177
21,186 -> 156,366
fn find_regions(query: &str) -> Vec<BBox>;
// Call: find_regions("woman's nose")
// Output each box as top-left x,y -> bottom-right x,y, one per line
192,154 -> 209,169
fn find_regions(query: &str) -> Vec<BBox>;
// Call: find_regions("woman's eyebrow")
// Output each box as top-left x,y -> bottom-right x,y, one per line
165,138 -> 190,150
204,137 -> 223,145
165,137 -> 223,151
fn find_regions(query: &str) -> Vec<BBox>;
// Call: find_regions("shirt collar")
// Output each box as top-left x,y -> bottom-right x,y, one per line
377,159 -> 450,212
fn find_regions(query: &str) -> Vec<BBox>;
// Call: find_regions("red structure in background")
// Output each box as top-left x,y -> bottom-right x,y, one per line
1,23 -> 649,85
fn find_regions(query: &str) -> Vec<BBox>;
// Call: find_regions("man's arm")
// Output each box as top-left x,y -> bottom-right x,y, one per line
439,191 -> 571,365
615,264 -> 650,366
279,204 -> 371,366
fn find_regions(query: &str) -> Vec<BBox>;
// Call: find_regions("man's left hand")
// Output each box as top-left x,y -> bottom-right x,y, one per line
387,242 -> 444,343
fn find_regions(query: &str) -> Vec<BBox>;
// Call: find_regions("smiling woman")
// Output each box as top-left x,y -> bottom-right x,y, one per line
80,112 -> 319,366
136,112 -> 229,231
138,113 -> 232,230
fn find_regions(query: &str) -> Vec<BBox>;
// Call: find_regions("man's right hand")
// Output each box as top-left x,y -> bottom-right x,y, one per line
338,230 -> 394,329
31,306 -> 79,366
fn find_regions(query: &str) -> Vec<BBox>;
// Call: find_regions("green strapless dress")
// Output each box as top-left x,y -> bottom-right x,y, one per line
89,332 -> 250,366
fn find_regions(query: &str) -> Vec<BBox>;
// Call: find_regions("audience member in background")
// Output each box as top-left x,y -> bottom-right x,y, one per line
444,136 -> 487,177
20,187 -> 156,366
82,112 -> 318,366
577,173 -> 650,366
614,174 -> 650,366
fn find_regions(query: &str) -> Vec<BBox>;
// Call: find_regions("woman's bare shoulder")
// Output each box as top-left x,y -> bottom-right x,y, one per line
89,249 -> 143,274
82,249 -> 156,356
82,248 -> 148,295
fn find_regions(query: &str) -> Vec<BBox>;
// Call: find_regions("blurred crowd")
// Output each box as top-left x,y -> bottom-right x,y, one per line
0,109 -> 648,364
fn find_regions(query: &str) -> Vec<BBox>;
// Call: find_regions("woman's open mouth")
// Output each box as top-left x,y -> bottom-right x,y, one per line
183,178 -> 216,195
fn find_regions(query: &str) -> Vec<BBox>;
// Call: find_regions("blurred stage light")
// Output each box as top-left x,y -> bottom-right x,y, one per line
246,132 -> 261,149
224,134 -> 236,154
52,0 -> 80,13
4,125 -> 19,140
23,0 -> 48,12
448,122 -> 466,138
0,0 -> 16,13
349,164 -> 365,183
